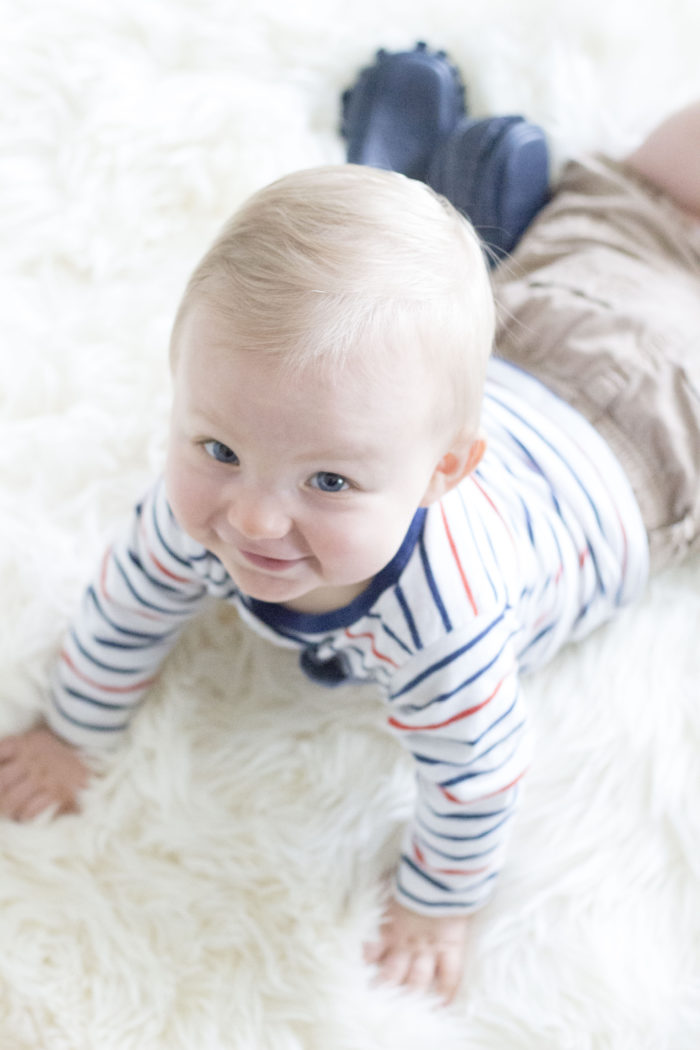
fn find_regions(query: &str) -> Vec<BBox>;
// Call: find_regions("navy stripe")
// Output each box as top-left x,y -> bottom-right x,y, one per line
399,854 -> 450,893
51,692 -> 130,726
151,497 -> 197,571
441,739 -> 521,789
112,554 -> 195,618
409,697 -> 521,762
458,718 -> 526,771
390,609 -> 508,701
93,635 -> 172,652
186,547 -> 214,564
519,622 -> 556,656
418,535 -> 451,632
69,630 -> 152,676
491,392 -> 605,534
392,626 -> 517,713
417,812 -> 512,842
395,584 -> 422,650
125,550 -> 203,601
399,856 -> 497,898
519,494 -> 535,545
425,804 -> 510,821
61,685 -> 140,710
375,616 -> 412,657
395,884 -> 485,910
412,715 -> 524,771
87,587 -> 174,643
413,839 -> 500,863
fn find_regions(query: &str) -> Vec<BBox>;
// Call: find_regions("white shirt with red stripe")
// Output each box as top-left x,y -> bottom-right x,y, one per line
47,358 -> 648,914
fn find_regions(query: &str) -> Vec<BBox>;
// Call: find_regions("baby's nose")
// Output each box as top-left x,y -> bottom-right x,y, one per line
226,489 -> 291,540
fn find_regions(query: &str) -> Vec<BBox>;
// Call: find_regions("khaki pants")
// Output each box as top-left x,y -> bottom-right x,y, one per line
493,155 -> 700,571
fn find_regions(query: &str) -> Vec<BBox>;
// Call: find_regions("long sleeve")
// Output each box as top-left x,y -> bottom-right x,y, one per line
46,481 -> 214,748
385,610 -> 533,915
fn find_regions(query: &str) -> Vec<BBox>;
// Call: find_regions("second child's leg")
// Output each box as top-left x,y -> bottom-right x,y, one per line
492,108 -> 700,572
625,101 -> 700,220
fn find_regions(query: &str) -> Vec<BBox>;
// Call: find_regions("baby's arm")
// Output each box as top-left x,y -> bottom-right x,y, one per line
48,480 -> 209,749
0,724 -> 89,821
370,616 -> 531,1000
0,481 -> 211,822
364,898 -> 469,1003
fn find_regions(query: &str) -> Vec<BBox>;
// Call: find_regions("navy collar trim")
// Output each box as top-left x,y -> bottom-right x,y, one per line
245,507 -> 427,635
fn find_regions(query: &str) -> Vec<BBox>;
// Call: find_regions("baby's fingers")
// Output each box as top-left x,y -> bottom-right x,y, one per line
376,948 -> 412,989
434,946 -> 463,1003
17,790 -> 58,822
405,950 -> 438,994
0,757 -> 26,799
0,771 -> 41,821
362,938 -> 382,966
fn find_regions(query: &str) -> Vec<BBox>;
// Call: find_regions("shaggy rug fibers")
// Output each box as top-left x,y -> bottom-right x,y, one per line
1,1 -> 699,1047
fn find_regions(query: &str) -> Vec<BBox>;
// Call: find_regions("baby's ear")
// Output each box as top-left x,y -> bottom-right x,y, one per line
420,429 -> 486,507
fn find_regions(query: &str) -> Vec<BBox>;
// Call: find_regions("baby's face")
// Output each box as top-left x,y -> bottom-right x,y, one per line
165,306 -> 455,614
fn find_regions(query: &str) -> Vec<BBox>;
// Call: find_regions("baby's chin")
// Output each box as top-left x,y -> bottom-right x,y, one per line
224,562 -> 315,606
233,565 -> 370,614
209,544 -> 372,613
279,578 -> 372,615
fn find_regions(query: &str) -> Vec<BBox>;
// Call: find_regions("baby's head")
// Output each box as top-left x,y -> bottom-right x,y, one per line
166,166 -> 495,613
171,164 -> 494,443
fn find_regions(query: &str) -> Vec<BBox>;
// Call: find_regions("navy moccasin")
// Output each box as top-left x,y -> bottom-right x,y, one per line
429,115 -> 550,261
341,42 -> 466,182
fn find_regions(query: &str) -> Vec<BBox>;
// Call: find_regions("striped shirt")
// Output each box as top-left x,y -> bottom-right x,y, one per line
47,358 -> 649,914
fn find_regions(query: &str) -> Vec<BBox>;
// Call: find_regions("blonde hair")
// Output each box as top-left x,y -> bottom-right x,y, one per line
170,165 -> 494,438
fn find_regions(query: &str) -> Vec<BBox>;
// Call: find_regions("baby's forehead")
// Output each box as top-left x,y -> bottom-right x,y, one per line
181,300 -> 437,400
174,319 -> 448,469
182,292 -> 433,369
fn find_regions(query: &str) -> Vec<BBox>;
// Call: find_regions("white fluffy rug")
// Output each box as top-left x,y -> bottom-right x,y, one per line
2,1 -> 700,1047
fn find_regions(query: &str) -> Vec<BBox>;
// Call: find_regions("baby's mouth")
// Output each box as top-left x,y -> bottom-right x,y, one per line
239,549 -> 308,572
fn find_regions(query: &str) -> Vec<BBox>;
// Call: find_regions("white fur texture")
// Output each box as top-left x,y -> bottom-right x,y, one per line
1,1 -> 699,1047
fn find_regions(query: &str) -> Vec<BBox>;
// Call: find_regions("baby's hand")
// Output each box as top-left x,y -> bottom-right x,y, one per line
363,897 -> 469,1003
0,724 -> 89,821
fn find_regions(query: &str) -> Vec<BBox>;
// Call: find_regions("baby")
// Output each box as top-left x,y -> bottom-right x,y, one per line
0,96 -> 699,1004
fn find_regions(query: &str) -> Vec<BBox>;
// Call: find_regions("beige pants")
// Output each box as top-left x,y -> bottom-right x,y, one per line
492,155 -> 700,572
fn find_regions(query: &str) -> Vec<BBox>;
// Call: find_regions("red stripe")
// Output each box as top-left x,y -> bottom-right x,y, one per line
412,841 -> 489,878
61,650 -> 156,695
99,548 -> 169,623
139,516 -> 193,584
149,550 -> 193,584
434,865 -> 490,877
344,627 -> 398,667
618,511 -> 629,580
440,503 -> 477,615
440,768 -> 528,805
471,476 -> 515,545
388,676 -> 505,732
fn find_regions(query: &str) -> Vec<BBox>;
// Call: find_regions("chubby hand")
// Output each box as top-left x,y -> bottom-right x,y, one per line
363,897 -> 469,1003
0,723 -> 89,821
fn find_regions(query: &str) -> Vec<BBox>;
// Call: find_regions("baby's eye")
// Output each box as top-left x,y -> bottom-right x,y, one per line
309,471 -> 349,493
203,440 -> 239,465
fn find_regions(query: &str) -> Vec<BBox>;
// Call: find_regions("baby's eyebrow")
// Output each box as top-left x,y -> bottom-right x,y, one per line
185,405 -> 237,435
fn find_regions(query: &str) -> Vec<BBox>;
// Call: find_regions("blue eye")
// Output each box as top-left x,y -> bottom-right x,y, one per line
310,471 -> 349,493
203,440 -> 239,465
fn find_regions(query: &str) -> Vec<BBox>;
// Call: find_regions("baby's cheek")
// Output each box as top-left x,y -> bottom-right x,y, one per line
164,460 -> 208,536
317,516 -> 404,579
